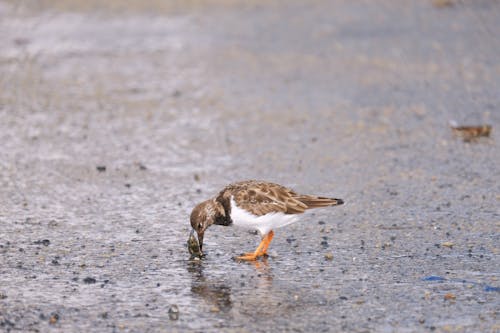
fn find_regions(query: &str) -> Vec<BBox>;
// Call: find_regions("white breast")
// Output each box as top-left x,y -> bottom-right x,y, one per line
230,196 -> 298,236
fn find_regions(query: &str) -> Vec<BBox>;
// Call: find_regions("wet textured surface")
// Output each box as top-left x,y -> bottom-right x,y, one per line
0,1 -> 499,332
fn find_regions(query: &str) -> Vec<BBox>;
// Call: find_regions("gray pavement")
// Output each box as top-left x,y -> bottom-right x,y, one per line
0,1 -> 499,332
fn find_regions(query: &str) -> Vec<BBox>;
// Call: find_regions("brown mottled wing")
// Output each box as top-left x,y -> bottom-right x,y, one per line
220,180 -> 308,216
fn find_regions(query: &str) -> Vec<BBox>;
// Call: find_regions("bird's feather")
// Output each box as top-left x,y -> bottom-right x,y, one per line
218,180 -> 342,217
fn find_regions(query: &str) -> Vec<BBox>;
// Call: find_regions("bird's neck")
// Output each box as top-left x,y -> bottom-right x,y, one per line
212,197 -> 232,226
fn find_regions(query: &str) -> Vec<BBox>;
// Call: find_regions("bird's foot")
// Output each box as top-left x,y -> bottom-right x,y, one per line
235,230 -> 274,262
236,253 -> 259,261
235,251 -> 269,261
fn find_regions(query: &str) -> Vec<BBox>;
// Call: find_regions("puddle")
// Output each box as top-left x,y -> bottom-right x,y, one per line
422,275 -> 500,292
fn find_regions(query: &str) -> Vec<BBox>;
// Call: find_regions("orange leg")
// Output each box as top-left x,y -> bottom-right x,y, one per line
258,230 -> 274,256
237,230 -> 275,261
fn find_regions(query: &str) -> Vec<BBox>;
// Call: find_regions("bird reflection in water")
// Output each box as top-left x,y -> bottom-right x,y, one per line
187,261 -> 232,313
187,257 -> 274,314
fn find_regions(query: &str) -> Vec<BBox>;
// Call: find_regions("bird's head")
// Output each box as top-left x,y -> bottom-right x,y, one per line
190,199 -> 224,253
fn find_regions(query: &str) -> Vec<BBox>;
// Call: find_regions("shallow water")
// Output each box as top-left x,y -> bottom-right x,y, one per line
1,1 -> 499,332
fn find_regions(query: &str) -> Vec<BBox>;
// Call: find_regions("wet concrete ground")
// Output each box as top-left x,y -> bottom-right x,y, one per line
0,0 -> 499,332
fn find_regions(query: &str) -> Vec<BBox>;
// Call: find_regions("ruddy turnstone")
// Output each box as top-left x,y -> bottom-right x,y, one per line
189,180 -> 344,261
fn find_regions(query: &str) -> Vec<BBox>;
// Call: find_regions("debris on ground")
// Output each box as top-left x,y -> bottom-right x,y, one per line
432,0 -> 454,8
444,293 -> 456,301
442,242 -> 454,248
450,123 -> 492,142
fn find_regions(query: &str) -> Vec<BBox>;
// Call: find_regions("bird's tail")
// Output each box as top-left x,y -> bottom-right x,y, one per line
297,195 -> 344,209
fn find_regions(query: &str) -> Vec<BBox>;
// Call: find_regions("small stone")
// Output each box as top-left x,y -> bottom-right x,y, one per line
168,305 -> 179,320
209,306 -> 220,313
49,313 -> 59,324
96,165 -> 106,172
83,277 -> 97,284
442,242 -> 454,248
34,239 -> 50,246
444,293 -> 456,301
324,253 -> 334,261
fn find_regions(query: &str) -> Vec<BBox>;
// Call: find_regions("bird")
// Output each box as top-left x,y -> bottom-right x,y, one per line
189,180 -> 344,261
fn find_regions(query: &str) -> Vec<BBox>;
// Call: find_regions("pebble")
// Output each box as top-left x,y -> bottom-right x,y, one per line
34,239 -> 50,246
49,313 -> 59,324
381,242 -> 391,250
444,293 -> 456,301
324,253 -> 334,261
168,305 -> 179,320
96,165 -> 106,172
83,277 -> 97,284
442,242 -> 454,248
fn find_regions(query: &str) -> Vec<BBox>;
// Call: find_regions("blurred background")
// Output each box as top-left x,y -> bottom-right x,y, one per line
1,1 -> 499,332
